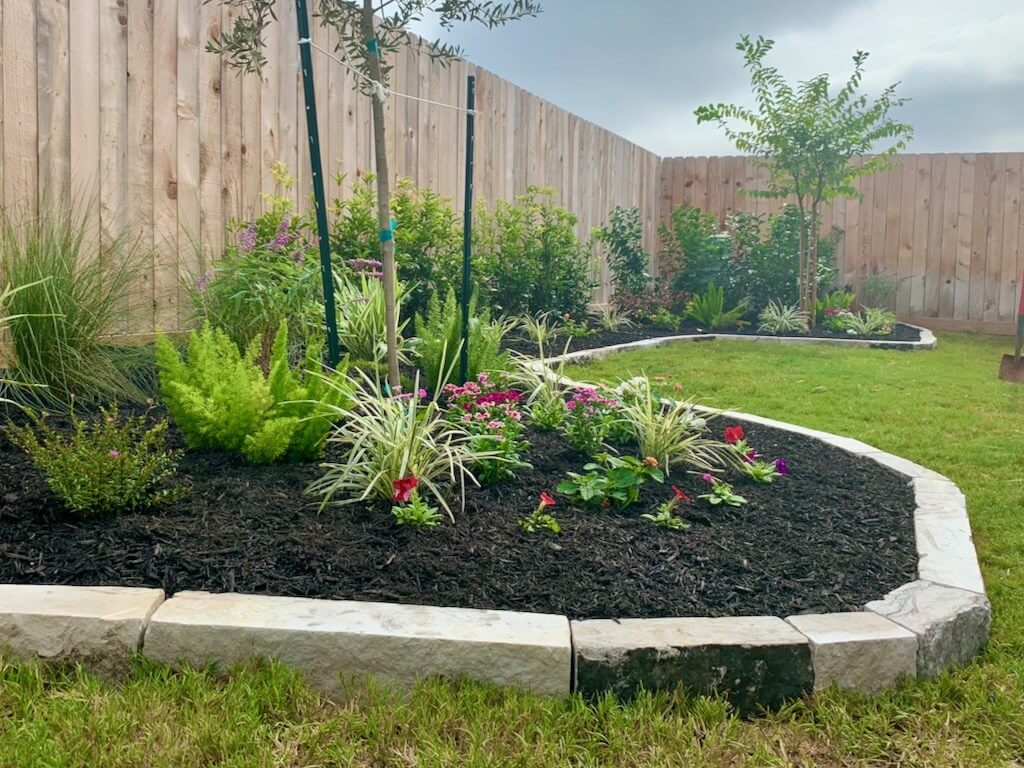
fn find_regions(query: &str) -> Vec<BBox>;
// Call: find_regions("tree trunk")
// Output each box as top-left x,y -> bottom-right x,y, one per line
808,199 -> 820,329
361,0 -> 400,390
796,195 -> 808,315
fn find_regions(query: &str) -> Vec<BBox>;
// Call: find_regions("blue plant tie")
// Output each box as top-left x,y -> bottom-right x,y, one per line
366,38 -> 380,56
379,227 -> 394,242
390,217 -> 397,232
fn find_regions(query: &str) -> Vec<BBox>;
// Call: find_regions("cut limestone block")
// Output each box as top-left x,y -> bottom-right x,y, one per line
572,616 -> 812,714
144,591 -> 571,698
786,612 -> 917,693
0,584 -> 165,675
865,580 -> 990,679
914,514 -> 985,594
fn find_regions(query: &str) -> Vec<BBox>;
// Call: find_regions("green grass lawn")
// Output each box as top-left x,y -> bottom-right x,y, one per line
3,332 -> 1024,767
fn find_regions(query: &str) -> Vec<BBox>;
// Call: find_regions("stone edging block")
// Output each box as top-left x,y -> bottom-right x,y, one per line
785,612 -> 917,693
572,616 -> 813,715
143,591 -> 571,697
0,584 -> 164,675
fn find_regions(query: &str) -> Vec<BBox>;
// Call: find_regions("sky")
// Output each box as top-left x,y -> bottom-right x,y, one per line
411,0 -> 1024,157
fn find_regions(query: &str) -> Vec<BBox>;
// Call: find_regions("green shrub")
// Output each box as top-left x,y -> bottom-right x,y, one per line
597,205 -> 650,300
190,164 -> 325,360
474,186 -> 593,317
156,323 -> 352,464
684,283 -> 747,330
415,289 -> 512,391
860,267 -> 899,309
658,204 -> 729,297
814,289 -> 857,323
329,173 -> 462,322
7,404 -> 177,516
0,199 -> 148,408
847,307 -> 897,336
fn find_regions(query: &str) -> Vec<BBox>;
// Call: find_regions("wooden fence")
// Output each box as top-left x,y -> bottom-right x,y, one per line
0,0 -> 661,333
661,154 -> 1024,331
2,2 -> 1021,336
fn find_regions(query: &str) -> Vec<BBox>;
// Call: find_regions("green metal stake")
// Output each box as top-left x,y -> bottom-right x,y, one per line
459,75 -> 476,385
295,0 -> 341,367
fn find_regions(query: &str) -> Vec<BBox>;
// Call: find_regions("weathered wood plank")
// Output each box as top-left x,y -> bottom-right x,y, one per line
36,0 -> 70,208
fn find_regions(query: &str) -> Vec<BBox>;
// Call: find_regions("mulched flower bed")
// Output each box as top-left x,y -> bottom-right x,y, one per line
501,322 -> 922,356
0,412 -> 917,620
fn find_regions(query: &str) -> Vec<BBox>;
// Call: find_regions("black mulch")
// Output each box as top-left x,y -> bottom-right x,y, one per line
501,321 -> 922,355
0,411 -> 917,620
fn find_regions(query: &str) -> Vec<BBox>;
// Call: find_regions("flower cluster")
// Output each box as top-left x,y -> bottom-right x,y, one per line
563,387 -> 623,456
443,373 -> 529,484
822,308 -> 857,334
349,258 -> 384,280
722,424 -> 790,483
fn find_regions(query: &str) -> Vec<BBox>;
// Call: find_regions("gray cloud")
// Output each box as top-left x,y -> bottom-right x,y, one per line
413,0 -> 1023,156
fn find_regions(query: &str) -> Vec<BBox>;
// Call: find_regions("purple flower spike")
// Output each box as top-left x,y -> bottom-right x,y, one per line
239,224 -> 257,253
774,458 -> 789,476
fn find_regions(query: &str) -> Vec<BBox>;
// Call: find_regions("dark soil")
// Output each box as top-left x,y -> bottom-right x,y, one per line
502,322 -> 922,355
0,411 -> 917,620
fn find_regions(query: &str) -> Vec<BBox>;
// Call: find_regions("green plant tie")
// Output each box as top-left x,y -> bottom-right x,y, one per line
366,38 -> 380,56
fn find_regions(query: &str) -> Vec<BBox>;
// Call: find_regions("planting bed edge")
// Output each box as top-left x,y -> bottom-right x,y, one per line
0,327 -> 985,711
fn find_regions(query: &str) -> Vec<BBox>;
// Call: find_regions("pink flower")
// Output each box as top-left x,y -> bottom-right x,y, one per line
109,450 -> 121,458
486,420 -> 504,430
391,476 -> 419,504
417,388 -> 428,399
702,473 -> 715,484
539,492 -> 556,508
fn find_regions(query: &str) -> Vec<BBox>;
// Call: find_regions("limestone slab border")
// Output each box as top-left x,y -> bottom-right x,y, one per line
545,322 -> 937,366
0,327 -> 985,709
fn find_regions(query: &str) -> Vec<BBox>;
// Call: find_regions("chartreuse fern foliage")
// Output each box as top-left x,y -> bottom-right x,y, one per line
155,323 -> 352,464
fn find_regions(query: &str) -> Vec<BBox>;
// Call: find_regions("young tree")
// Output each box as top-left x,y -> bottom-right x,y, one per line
695,35 -> 913,323
209,0 -> 541,387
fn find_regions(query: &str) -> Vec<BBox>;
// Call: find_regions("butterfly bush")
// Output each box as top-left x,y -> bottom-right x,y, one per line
444,372 -> 530,484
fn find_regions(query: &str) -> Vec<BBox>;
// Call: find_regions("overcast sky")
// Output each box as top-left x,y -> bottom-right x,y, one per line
411,0 -> 1024,157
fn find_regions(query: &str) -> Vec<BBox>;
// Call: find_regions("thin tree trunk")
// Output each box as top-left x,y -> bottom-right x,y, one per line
808,199 -> 820,329
796,195 -> 808,314
361,0 -> 400,390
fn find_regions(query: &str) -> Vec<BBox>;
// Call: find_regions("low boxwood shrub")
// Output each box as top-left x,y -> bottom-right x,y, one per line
7,404 -> 178,516
155,323 -> 352,464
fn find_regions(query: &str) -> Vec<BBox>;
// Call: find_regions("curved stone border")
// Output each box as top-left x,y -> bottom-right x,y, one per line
546,322 -> 937,366
0,330 -> 984,710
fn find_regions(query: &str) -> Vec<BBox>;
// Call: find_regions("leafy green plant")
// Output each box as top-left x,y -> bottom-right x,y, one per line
595,307 -> 634,332
518,312 -> 563,356
658,204 -> 726,296
415,289 -> 512,390
190,164 -> 322,362
645,307 -> 682,332
821,308 -> 857,334
474,186 -> 593,318
641,486 -> 691,530
698,474 -> 747,506
518,492 -> 560,534
557,454 -> 664,509
847,307 -> 897,336
390,476 -> 443,528
684,283 -> 747,330
615,376 -> 731,475
597,205 -> 650,299
815,290 -> 857,323
740,457 -> 787,484
156,323 -> 351,464
307,370 -> 499,520
562,386 -> 622,456
0,198 -> 148,408
757,301 -> 809,335
334,272 -> 415,365
443,374 -> 530,485
561,316 -> 596,338
7,404 -> 177,516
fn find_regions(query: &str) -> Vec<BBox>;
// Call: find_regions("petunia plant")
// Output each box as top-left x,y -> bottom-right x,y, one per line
390,476 -> 442,528
641,485 -> 691,530
518,492 -> 560,534
699,473 -> 748,507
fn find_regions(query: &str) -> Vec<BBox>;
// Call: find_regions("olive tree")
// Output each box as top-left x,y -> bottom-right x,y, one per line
695,35 -> 913,322
209,0 -> 541,387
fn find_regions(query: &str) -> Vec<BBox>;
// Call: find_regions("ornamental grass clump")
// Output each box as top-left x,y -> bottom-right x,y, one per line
615,376 -> 732,475
334,272 -> 415,364
757,301 -> 809,335
308,369 -> 499,520
156,323 -> 351,464
7,404 -> 177,516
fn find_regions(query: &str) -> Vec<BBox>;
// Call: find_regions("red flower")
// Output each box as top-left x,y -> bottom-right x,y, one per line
723,425 -> 745,444
391,475 -> 419,503
539,492 -> 556,508
671,486 -> 691,503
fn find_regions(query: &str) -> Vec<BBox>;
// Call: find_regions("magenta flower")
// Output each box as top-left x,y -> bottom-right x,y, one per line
194,270 -> 214,294
702,473 -> 715,484
109,450 -> 121,458
774,458 -> 789,476
417,388 -> 428,399
239,224 -> 257,253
